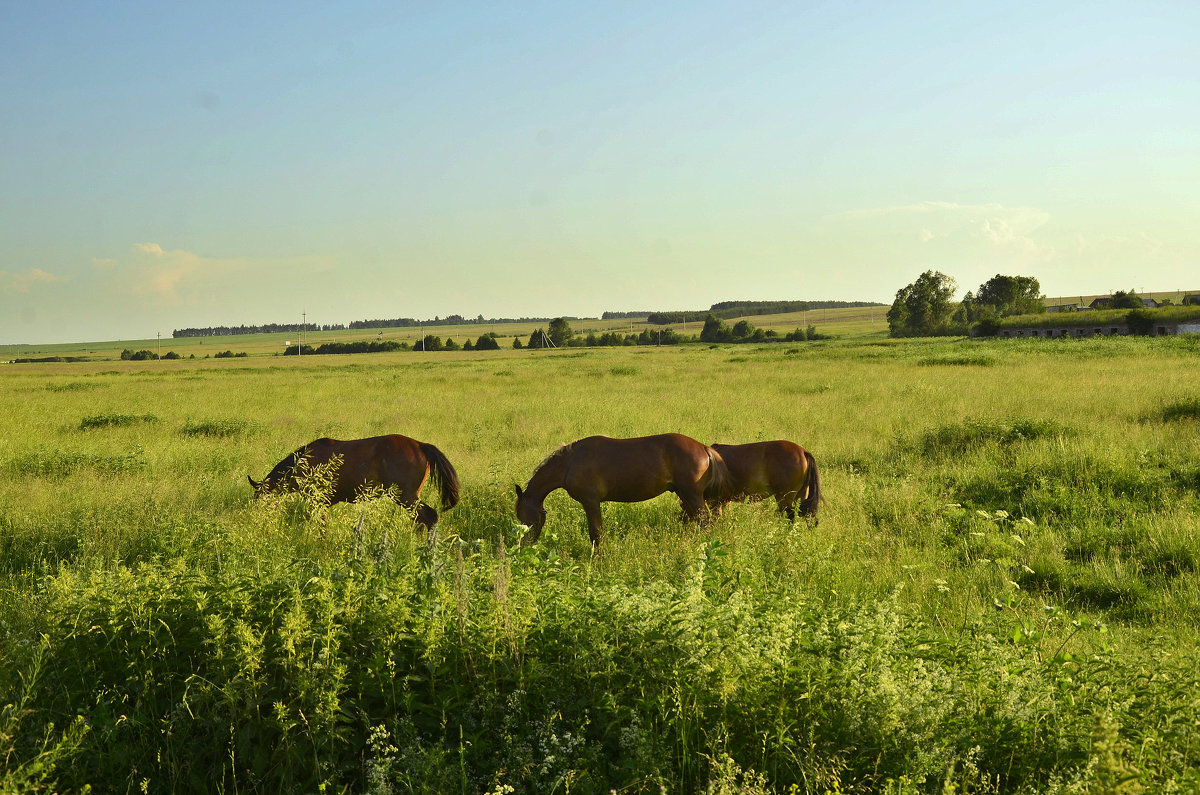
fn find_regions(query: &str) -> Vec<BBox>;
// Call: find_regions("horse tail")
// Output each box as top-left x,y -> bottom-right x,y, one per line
799,449 -> 821,519
419,442 -> 461,510
704,446 -> 732,503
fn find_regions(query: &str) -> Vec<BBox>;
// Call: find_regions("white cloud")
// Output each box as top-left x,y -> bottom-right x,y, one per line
115,242 -> 340,307
0,267 -> 70,293
822,201 -> 1055,261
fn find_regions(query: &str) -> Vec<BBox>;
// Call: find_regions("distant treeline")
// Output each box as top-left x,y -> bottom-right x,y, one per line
347,315 -> 578,330
11,356 -> 91,363
175,301 -> 880,338
631,300 -> 884,325
174,323 -> 346,338
283,340 -> 406,356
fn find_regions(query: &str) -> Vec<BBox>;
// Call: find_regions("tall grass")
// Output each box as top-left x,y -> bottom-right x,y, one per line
2,337 -> 1200,791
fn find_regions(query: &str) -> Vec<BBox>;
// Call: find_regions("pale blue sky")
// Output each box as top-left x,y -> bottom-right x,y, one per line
2,1 -> 1197,343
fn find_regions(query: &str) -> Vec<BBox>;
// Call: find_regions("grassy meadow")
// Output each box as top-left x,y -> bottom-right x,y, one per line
0,304 -> 885,361
2,332 -> 1200,792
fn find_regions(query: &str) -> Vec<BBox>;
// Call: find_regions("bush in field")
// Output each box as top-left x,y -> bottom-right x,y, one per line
79,413 -> 158,430
414,335 -> 443,351
700,314 -> 733,343
1111,290 -> 1143,309
1126,309 -> 1155,335
915,417 -> 1069,457
180,418 -> 253,438
474,333 -> 501,351
1160,397 -> 1200,422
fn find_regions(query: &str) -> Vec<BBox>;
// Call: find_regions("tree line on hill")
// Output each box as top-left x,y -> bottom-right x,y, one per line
441,316 -> 828,352
348,314 -> 579,330
175,315 -> 582,337
173,323 -> 346,338
175,300 -> 881,339
886,272 -> 1175,337
620,300 -> 882,325
283,315 -> 832,357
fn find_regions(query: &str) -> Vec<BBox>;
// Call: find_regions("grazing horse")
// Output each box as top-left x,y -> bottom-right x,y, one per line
710,440 -> 821,523
514,433 -> 730,547
248,434 -> 459,529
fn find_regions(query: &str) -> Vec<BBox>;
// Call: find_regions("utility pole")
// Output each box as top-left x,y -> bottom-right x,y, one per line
157,332 -> 161,360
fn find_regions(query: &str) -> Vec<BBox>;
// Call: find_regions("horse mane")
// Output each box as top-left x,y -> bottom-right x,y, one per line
526,442 -> 574,486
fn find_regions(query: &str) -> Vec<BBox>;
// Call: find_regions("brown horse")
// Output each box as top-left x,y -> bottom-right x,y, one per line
514,433 -> 730,547
249,434 -> 459,529
710,440 -> 821,523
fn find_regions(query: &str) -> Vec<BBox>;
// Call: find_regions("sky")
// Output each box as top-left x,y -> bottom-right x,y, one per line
2,0 -> 1197,343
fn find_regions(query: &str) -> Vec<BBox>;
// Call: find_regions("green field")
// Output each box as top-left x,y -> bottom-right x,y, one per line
1,304 -> 888,361
3,333 -> 1200,792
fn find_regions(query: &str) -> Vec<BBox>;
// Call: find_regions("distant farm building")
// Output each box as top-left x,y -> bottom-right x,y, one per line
996,320 -> 1200,339
1087,296 -> 1158,310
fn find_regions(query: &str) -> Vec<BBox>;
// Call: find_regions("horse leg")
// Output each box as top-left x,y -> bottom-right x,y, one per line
679,489 -> 708,525
392,490 -> 438,533
415,501 -> 439,531
776,490 -> 798,522
580,499 -> 604,548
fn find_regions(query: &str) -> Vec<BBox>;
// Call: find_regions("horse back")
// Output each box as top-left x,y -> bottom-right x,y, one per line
712,440 -> 807,496
565,433 -> 712,501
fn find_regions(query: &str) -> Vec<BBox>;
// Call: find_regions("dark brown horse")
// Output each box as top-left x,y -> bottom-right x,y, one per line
514,433 -> 730,547
249,434 -> 459,529
710,440 -> 820,522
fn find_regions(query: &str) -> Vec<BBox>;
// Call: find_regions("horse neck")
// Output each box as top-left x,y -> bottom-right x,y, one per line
524,451 -> 568,503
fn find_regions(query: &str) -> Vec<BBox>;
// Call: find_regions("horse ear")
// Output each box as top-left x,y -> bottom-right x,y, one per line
248,475 -> 260,490
514,484 -> 523,498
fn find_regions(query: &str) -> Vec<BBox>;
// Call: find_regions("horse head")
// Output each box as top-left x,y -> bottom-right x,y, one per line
247,474 -> 279,497
514,484 -> 547,534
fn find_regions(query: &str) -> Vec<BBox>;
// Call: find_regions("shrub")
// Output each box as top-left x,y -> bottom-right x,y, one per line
79,413 -> 158,430
1161,398 -> 1200,422
180,418 -> 252,438
1126,309 -> 1155,335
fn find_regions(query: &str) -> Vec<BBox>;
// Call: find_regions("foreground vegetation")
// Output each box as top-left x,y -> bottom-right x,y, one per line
2,334 -> 1200,792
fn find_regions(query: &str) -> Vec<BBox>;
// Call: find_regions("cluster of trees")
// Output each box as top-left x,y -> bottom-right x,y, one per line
350,314 -> 575,330
284,340 -> 404,356
412,333 -> 502,352
598,311 -> 651,319
643,300 -> 879,325
700,314 -> 828,344
409,316 -> 833,353
887,272 -> 1046,337
1105,290 -> 1150,310
173,323 -> 344,338
120,348 -> 187,360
